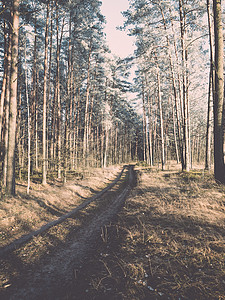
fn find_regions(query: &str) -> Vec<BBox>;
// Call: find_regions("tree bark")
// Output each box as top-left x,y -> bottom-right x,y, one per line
83,40 -> 92,166
31,12 -> 38,172
145,76 -> 153,166
213,0 -> 225,182
179,0 -> 190,171
55,6 -> 65,178
3,16 -> 12,188
142,82 -> 150,165
205,0 -> 214,170
0,14 -> 8,142
24,38 -> 31,194
155,60 -> 165,171
42,1 -> 50,185
6,0 -> 19,195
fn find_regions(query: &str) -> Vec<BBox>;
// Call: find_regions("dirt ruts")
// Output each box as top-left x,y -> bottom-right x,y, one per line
0,166 -> 127,258
0,165 -> 135,300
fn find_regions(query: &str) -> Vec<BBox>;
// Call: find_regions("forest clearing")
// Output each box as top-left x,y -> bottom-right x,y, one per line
0,162 -> 225,299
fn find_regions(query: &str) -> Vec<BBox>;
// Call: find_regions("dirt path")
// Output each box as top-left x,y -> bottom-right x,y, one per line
0,165 -> 135,300
0,166 -> 126,257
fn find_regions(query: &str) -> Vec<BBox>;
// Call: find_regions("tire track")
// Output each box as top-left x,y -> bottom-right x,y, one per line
0,166 -> 126,258
1,165 -> 135,300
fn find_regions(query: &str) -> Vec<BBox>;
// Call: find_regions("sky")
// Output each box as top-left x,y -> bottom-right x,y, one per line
100,0 -> 135,58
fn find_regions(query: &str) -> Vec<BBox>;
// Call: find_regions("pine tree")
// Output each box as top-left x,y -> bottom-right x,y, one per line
6,0 -> 20,195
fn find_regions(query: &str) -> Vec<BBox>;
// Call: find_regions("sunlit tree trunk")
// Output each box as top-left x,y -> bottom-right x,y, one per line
17,90 -> 22,180
213,0 -> 225,182
31,13 -> 37,173
205,0 -> 214,170
179,0 -> 190,171
56,6 -> 64,178
155,60 -> 165,171
24,38 -> 31,194
47,3 -> 53,171
3,17 -> 12,188
35,69 -> 39,170
83,40 -> 92,166
104,126 -> 109,168
172,103 -> 180,163
0,11 -> 8,142
6,0 -> 19,195
42,1 -> 50,185
142,82 -> 150,165
145,76 -> 153,166
170,7 -> 184,166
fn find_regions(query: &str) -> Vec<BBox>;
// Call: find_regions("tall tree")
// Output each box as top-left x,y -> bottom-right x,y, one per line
6,0 -> 20,195
0,2 -> 8,142
205,0 -> 214,170
213,0 -> 225,183
42,1 -> 50,185
178,0 -> 190,171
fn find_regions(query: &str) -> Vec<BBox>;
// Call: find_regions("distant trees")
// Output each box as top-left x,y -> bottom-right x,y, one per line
122,0 -> 225,183
123,0 -> 211,171
1,0 -> 225,194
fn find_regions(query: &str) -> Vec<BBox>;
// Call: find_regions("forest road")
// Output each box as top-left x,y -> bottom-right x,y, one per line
1,165 -> 135,300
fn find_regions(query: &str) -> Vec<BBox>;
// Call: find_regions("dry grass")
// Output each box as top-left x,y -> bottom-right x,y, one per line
68,163 -> 225,300
0,166 -> 131,295
1,163 -> 225,299
0,166 -> 121,249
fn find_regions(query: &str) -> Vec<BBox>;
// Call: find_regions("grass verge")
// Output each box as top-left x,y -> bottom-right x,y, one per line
66,164 -> 225,300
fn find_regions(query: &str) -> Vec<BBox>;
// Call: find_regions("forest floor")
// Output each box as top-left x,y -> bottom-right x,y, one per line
0,162 -> 225,299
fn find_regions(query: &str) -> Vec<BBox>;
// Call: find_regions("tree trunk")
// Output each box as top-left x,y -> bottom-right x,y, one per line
205,0 -> 214,170
42,1 -> 50,185
179,0 -> 190,171
3,19 -> 12,188
31,13 -> 37,173
47,3 -> 53,171
0,15 -> 8,142
83,41 -> 92,166
156,61 -> 165,171
56,8 -> 65,179
172,103 -> 180,163
24,38 -> 31,194
213,0 -> 225,182
35,69 -> 39,170
142,82 -> 150,165
145,76 -> 153,166
104,126 -> 109,168
17,89 -> 22,180
6,0 -> 19,195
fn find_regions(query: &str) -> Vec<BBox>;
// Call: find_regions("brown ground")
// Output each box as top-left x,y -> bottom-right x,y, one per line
0,166 -> 121,249
0,162 -> 225,299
